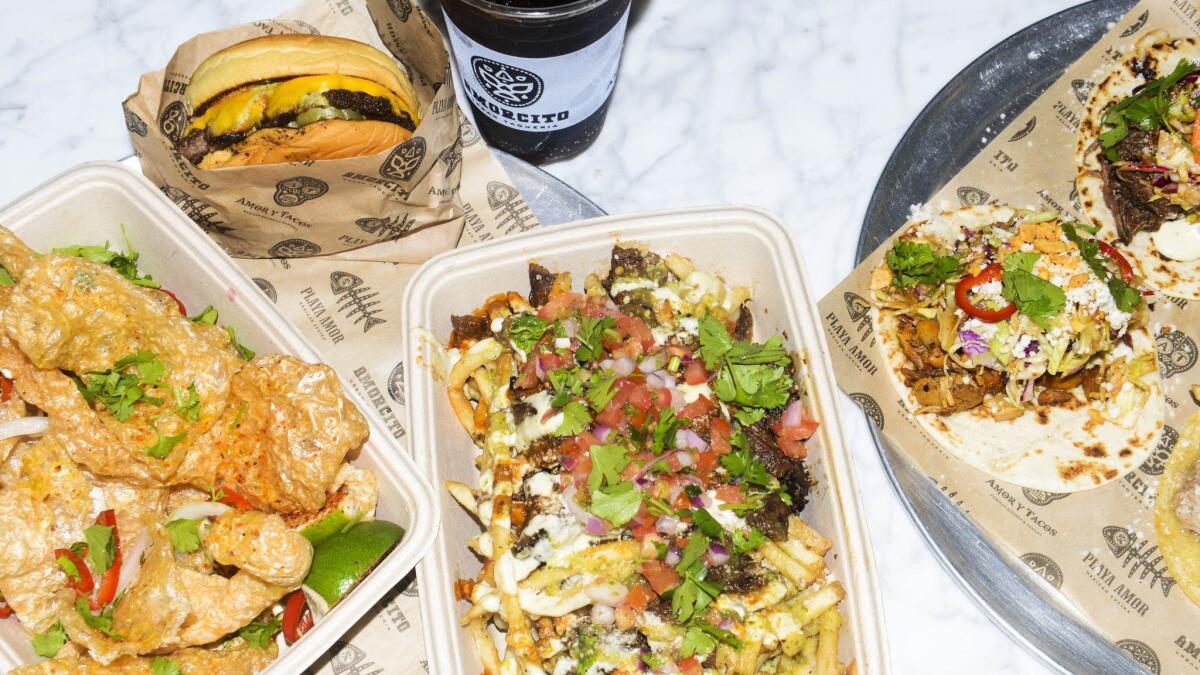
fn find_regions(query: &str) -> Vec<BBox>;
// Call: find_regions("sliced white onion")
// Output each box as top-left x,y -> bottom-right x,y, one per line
612,357 -> 636,377
782,399 -> 805,428
664,548 -> 681,566
302,584 -> 330,619
114,529 -> 152,596
585,583 -> 629,606
0,416 -> 48,440
644,373 -> 665,389
590,602 -> 615,625
637,357 -> 659,374
167,501 -> 231,522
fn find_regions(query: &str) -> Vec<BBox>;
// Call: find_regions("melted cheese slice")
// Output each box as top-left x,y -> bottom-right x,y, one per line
186,74 -> 418,137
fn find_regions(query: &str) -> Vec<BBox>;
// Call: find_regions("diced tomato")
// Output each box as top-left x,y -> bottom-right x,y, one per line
569,453 -> 592,483
715,484 -> 745,504
624,583 -> 653,613
579,296 -> 608,319
628,385 -> 654,411
774,418 -> 819,459
695,450 -> 718,475
640,560 -> 682,595
683,360 -> 708,385
575,430 -> 602,453
678,395 -> 716,421
217,488 -> 255,511
615,314 -> 655,350
679,657 -> 703,675
539,352 -> 567,375
710,418 -> 733,455
672,489 -> 692,511
159,288 -> 186,315
778,437 -> 808,459
514,357 -> 539,390
0,601 -> 11,618
537,292 -> 582,321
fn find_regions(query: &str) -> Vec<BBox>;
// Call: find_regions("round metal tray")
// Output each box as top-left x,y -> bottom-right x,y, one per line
855,1 -> 1147,673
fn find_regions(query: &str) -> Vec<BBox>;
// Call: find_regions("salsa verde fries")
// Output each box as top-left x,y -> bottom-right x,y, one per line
442,245 -> 849,674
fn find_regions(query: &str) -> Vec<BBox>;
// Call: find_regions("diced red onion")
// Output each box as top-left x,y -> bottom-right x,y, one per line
1020,379 -> 1036,403
781,399 -> 805,428
1163,183 -> 1180,194
677,429 -> 708,451
654,370 -> 677,389
959,329 -> 990,357
594,425 -> 613,442
638,356 -> 659,374
585,517 -> 610,536
562,318 -> 579,338
590,602 -> 615,625
718,618 -> 733,630
689,491 -> 712,508
612,357 -> 636,377
645,373 -> 665,389
562,485 -> 594,528
705,542 -> 730,566
586,583 -> 629,606
674,451 -> 694,468
664,548 -> 681,566
562,454 -> 577,471
656,515 -> 681,535
670,390 -> 685,412
534,355 -> 546,380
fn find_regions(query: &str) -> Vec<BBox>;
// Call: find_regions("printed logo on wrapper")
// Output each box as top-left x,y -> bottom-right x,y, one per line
445,6 -> 629,132
380,136 -> 428,182
848,393 -> 884,431
160,186 -> 231,236
252,277 -> 278,303
440,137 -> 464,177
123,104 -> 148,137
274,177 -> 329,207
487,181 -> 537,234
843,292 -> 873,336
1022,488 -> 1069,506
1100,525 -> 1175,597
1007,117 -> 1036,142
1155,329 -> 1198,378
1019,552 -> 1064,589
387,361 -> 405,405
1119,10 -> 1150,37
268,238 -> 322,258
956,186 -> 991,206
1139,425 -> 1179,476
387,0 -> 413,22
1071,79 -> 1094,106
329,640 -> 379,674
1115,639 -> 1161,674
356,214 -> 416,240
158,101 -> 189,144
330,271 -> 386,332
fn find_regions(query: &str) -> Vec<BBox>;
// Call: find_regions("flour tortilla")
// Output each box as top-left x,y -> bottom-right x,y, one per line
1077,35 -> 1200,300
875,206 -> 1166,492
1155,412 -> 1200,608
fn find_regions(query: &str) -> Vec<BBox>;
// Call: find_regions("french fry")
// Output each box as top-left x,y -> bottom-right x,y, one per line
759,541 -> 820,589
446,480 -> 479,517
815,607 -> 842,675
448,338 -> 503,439
466,618 -> 501,675
792,582 -> 846,626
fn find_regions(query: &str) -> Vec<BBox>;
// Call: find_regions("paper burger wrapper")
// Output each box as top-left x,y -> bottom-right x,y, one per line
122,0 -> 517,263
820,1 -> 1200,672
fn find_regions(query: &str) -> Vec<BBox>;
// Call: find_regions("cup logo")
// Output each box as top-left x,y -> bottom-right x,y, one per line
274,176 -> 328,207
380,137 -> 427,182
471,56 -> 544,108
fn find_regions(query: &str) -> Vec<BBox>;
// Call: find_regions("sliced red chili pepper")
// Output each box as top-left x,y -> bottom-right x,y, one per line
955,264 -> 1017,322
54,548 -> 94,595
216,487 -> 255,511
281,590 -> 313,645
93,510 -> 121,607
159,288 -> 187,315
0,376 -> 11,403
1096,240 -> 1135,284
0,599 -> 13,618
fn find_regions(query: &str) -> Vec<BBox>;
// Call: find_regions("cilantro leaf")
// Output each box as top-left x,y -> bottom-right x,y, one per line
144,428 -> 187,459
548,367 -> 583,407
1003,252 -> 1041,274
733,406 -> 765,426
56,553 -> 81,581
670,571 -> 721,624
574,631 -> 599,674
698,315 -> 734,368
731,527 -> 767,554
711,336 -> 793,410
1061,222 -> 1142,313
680,624 -> 718,659
84,524 -> 115,575
74,597 -> 120,639
585,369 -> 618,411
0,266 -> 14,287
238,616 -> 281,649
589,480 -> 642,527
164,518 -> 201,553
32,621 -> 68,658
588,444 -> 630,492
1100,59 -> 1196,159
651,407 -> 682,454
54,234 -> 159,289
575,316 -> 616,363
75,351 -> 167,422
721,445 -> 774,488
696,619 -> 743,649
885,240 -> 960,288
554,401 -> 592,437
1000,268 -> 1065,329
190,305 -> 219,325
509,314 -> 548,353
691,508 -> 724,539
676,532 -> 711,574
224,326 -> 255,361
150,657 -> 182,675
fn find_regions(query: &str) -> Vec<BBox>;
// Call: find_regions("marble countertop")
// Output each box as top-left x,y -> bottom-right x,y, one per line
0,0 -> 1087,672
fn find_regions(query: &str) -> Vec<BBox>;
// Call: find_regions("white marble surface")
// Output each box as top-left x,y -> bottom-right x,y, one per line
0,1 -> 1091,672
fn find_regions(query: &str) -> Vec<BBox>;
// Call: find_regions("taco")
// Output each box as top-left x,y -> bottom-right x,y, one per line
1077,36 -> 1200,299
1156,412 -> 1200,608
870,205 -> 1164,492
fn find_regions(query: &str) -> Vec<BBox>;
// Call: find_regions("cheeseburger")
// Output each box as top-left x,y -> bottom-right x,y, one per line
177,34 -> 422,169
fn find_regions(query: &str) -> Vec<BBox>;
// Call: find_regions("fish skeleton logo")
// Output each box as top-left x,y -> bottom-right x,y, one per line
440,136 -> 463,177
1119,10 -> 1150,38
387,361 -> 405,405
1019,552 -> 1063,590
387,0 -> 413,21
487,181 -> 537,234
1102,525 -> 1175,597
1115,639 -> 1160,674
158,101 -> 189,144
1139,425 -> 1178,476
460,117 -> 481,146
268,238 -> 321,258
843,292 -> 872,336
956,186 -> 990,206
160,185 -> 232,236
848,393 -> 883,431
273,177 -> 328,207
379,136 -> 427,182
1071,79 -> 1094,106
472,57 -> 544,108
1007,117 -> 1036,143
1156,329 -> 1198,378
355,214 -> 415,240
329,640 -> 378,675
123,104 -> 148,137
1022,488 -> 1069,506
252,277 -> 278,303
330,271 -> 386,333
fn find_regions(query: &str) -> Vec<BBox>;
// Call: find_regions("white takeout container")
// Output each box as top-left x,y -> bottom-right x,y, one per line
404,206 -> 889,673
0,162 -> 440,672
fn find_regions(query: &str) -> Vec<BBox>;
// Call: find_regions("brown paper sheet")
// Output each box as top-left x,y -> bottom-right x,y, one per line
820,2 -> 1200,672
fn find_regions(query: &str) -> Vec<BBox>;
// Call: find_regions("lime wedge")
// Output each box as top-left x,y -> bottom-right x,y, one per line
303,520 -> 404,606
299,509 -> 359,546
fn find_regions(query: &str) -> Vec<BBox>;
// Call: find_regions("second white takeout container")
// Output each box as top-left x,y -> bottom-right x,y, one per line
404,206 -> 889,673
0,162 -> 440,672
